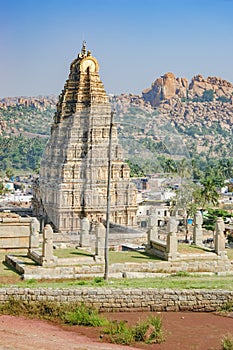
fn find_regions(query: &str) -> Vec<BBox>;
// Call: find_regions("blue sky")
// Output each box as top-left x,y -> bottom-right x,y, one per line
0,0 -> 233,97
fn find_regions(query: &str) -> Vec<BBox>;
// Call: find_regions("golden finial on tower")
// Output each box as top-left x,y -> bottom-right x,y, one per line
78,40 -> 87,59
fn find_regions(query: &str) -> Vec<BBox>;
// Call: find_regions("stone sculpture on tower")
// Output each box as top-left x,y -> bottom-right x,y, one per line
33,42 -> 137,233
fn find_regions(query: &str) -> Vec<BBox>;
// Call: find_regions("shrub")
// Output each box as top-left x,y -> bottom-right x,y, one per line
220,302 -> 233,313
0,299 -> 69,320
171,271 -> 190,277
104,315 -> 165,345
217,96 -> 231,103
0,299 -> 107,326
222,334 -> 233,350
134,315 -> 165,344
92,277 -> 105,285
104,320 -> 134,345
202,89 -> 214,102
63,303 -> 108,327
0,299 -> 165,346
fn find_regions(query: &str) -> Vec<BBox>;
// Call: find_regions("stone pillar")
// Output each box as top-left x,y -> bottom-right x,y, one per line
40,217 -> 45,233
166,217 -> 178,260
42,224 -> 57,266
28,217 -> 40,253
214,217 -> 226,257
193,211 -> 203,246
147,225 -> 158,244
147,214 -> 158,243
80,217 -> 90,248
95,222 -> 105,262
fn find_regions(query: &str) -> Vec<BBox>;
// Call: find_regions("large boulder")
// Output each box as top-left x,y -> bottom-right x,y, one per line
142,72 -> 188,106
142,72 -> 233,106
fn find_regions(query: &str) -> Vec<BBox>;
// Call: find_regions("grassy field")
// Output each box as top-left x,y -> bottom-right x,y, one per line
53,248 -> 161,263
1,247 -> 233,289
54,248 -> 93,259
53,244 -> 210,262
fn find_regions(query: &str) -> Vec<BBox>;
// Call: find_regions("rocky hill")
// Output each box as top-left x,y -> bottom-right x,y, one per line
0,74 -> 232,172
142,73 -> 233,106
0,96 -> 56,137
110,73 -> 233,162
0,95 -> 57,109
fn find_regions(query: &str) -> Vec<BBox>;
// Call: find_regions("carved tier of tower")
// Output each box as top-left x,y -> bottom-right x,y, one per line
34,43 -> 138,233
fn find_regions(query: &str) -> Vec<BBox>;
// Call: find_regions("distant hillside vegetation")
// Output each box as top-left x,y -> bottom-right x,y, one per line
0,74 -> 232,175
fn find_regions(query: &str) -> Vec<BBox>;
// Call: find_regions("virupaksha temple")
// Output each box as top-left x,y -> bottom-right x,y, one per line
33,42 -> 138,234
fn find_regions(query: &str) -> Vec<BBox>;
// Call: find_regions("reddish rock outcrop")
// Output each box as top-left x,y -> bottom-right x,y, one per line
142,72 -> 188,106
142,73 -> 233,107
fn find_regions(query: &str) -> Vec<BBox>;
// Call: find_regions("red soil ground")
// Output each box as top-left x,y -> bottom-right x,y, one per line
0,312 -> 233,350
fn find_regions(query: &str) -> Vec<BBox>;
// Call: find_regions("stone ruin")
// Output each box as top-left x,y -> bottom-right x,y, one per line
146,211 -> 228,263
27,217 -> 106,268
146,216 -> 179,261
4,213 -> 232,279
193,211 -> 204,246
28,224 -> 57,267
0,212 -> 40,250
215,217 -> 226,257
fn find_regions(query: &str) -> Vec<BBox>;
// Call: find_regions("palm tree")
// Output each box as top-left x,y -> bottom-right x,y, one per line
217,158 -> 233,179
191,158 -> 203,180
200,176 -> 220,209
163,158 -> 177,174
177,158 -> 192,179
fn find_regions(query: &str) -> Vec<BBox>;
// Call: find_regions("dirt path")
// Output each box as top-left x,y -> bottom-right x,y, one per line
0,312 -> 233,350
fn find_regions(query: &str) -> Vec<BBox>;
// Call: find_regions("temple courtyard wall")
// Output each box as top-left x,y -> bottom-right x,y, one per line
0,287 -> 233,312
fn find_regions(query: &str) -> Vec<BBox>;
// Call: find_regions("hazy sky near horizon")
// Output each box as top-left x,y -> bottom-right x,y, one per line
1,0 -> 233,97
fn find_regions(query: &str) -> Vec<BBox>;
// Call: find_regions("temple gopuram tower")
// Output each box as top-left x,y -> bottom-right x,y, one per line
33,42 -> 137,233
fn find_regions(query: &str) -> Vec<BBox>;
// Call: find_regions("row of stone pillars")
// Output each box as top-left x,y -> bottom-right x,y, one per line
28,217 -> 106,267
147,217 -> 178,260
147,212 -> 227,259
28,222 -> 57,267
80,217 -> 105,261
193,211 -> 226,256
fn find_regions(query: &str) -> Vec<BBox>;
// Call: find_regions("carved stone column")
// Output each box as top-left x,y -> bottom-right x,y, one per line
42,224 -> 57,266
193,211 -> 203,246
214,217 -> 226,257
95,222 -> 105,262
166,217 -> 178,260
80,217 -> 90,247
28,217 -> 40,253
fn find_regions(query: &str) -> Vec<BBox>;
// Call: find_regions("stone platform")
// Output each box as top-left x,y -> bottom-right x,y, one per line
5,249 -> 233,280
5,254 -> 103,280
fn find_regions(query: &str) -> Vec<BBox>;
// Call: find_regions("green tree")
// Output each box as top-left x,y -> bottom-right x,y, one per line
202,89 -> 214,102
0,136 -> 47,171
163,158 -> 177,174
217,95 -> 230,103
5,168 -> 14,180
0,181 -> 5,195
199,176 -> 220,209
217,158 -> 233,179
177,158 -> 192,179
203,208 -> 232,232
191,158 -> 203,180
171,181 -> 199,241
126,160 -> 145,177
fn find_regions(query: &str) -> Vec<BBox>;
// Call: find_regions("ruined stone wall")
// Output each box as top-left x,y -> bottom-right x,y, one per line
0,215 -> 39,249
0,288 -> 233,312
